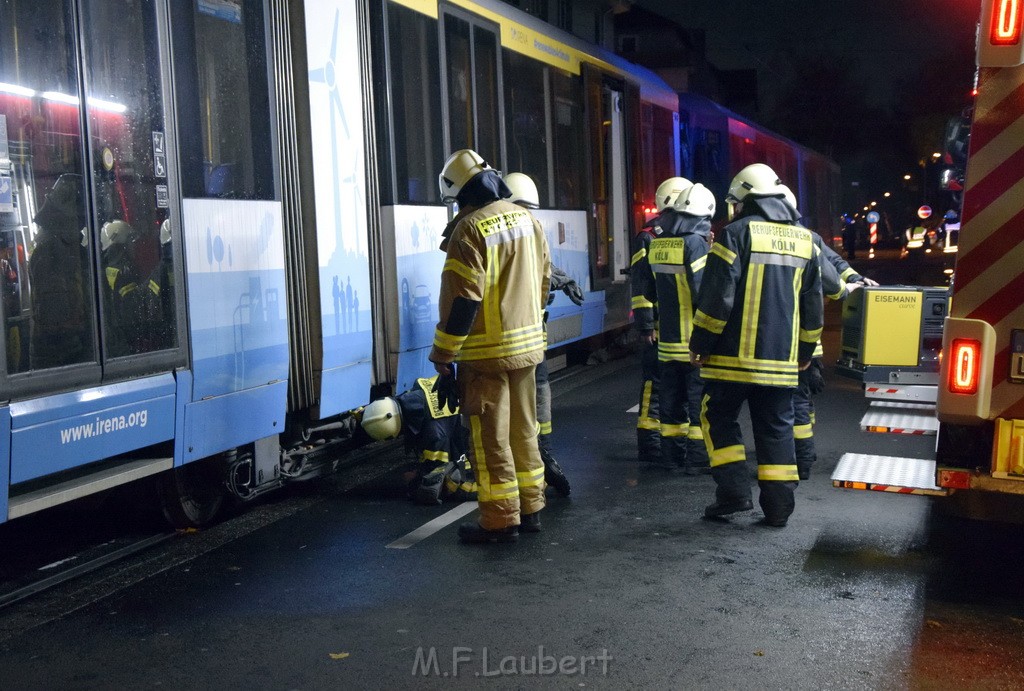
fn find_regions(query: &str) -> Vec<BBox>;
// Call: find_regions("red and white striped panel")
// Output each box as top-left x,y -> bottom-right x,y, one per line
954,65 -> 1024,419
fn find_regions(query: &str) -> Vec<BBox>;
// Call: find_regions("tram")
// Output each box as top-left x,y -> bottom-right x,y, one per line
0,0 -> 837,527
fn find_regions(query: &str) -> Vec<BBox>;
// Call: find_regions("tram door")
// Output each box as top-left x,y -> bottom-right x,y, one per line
0,0 -> 185,399
605,86 -> 628,283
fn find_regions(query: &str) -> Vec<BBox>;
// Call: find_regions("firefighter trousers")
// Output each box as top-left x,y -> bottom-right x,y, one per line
792,376 -> 815,481
685,365 -> 708,468
700,381 -> 799,522
458,362 -> 546,530
637,341 -> 661,462
535,358 -> 552,453
659,360 -> 695,468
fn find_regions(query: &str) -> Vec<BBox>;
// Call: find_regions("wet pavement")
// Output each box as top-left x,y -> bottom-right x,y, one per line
2,315 -> 1024,689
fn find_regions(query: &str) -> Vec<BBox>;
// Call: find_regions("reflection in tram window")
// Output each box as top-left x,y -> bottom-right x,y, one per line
550,69 -> 586,210
503,51 -> 549,208
81,0 -> 176,357
0,0 -> 97,374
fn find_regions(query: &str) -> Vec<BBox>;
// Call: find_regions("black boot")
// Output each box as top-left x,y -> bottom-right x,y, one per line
458,523 -> 518,544
704,498 -> 753,518
520,511 -> 542,533
541,447 -> 571,497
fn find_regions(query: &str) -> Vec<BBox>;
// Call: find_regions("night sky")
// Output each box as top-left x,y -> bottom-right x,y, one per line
635,0 -> 982,213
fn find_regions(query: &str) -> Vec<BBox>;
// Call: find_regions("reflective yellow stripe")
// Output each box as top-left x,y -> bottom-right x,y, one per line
813,341 -> 824,357
691,255 -> 707,271
800,327 -> 823,343
693,309 -> 726,334
826,281 -> 846,301
469,415 -> 492,501
420,449 -> 450,462
840,267 -> 858,281
661,422 -> 687,437
740,264 -> 763,360
702,355 -> 798,372
105,266 -> 119,291
538,421 -> 552,435
631,248 -> 647,266
464,323 -> 544,346
790,269 -> 801,362
794,423 -> 813,440
148,279 -> 160,295
460,337 -> 547,360
443,258 -> 479,282
119,282 -> 137,298
687,425 -> 703,440
483,244 -> 501,343
433,329 -> 468,352
632,295 -> 655,309
711,243 -> 736,264
516,466 -> 545,488
758,464 -> 799,482
701,368 -> 797,387
638,380 -> 659,430
710,444 -> 745,467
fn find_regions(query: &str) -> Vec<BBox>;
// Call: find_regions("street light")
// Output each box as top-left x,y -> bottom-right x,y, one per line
884,192 -> 891,197
903,174 -> 912,181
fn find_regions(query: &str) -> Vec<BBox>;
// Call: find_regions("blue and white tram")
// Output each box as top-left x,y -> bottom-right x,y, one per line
0,0 -> 680,527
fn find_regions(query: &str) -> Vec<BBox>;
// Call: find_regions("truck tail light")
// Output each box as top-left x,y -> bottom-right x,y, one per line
948,339 -> 981,395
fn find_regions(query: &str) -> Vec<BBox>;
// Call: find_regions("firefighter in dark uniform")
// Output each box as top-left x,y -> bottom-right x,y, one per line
504,172 -> 577,497
778,186 -> 876,480
639,183 -> 715,473
360,377 -> 476,505
690,164 -> 823,527
100,220 -> 142,357
631,177 -> 693,467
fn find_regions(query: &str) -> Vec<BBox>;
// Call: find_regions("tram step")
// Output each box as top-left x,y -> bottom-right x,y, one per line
831,452 -> 949,496
8,457 -> 173,520
859,401 -> 939,435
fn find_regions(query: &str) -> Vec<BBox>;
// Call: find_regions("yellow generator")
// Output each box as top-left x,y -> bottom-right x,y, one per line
837,285 -> 950,384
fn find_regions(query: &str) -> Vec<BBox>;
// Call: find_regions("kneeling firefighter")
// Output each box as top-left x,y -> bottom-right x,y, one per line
360,376 -> 477,505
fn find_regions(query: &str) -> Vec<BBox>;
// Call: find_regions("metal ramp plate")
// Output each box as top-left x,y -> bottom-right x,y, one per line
832,453 -> 949,496
864,384 -> 937,404
860,401 -> 938,435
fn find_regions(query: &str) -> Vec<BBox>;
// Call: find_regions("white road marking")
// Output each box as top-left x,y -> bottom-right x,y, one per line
386,502 -> 478,549
626,404 -> 639,413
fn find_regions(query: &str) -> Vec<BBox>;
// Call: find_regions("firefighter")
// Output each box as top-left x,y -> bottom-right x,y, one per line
639,183 -> 715,473
690,163 -> 823,527
504,171 -> 579,497
430,149 -> 550,544
360,377 -> 476,505
779,185 -> 876,480
99,219 -> 143,357
632,176 -> 693,467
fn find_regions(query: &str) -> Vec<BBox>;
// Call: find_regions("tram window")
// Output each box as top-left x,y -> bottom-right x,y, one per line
0,0 -> 97,375
549,69 -> 585,209
444,13 -> 502,168
81,0 -> 177,358
649,105 -> 675,195
472,26 -> 500,167
171,0 -> 274,201
445,15 -> 473,153
384,1 -> 442,205
503,50 -> 549,207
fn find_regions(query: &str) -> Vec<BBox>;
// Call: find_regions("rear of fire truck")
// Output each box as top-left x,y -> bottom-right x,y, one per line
832,0 -> 1024,519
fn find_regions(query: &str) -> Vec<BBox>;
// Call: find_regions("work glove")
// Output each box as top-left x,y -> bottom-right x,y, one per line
562,280 -> 584,306
432,368 -> 460,413
799,358 -> 826,395
549,266 -> 584,305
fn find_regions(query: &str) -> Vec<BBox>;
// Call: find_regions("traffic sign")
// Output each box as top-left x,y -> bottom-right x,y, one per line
866,211 -> 880,223
918,205 -> 932,219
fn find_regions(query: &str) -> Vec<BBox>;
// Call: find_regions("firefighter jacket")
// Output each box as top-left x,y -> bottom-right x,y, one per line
630,222 -> 659,333
430,199 -> 550,371
396,377 -> 465,464
809,229 -> 846,358
641,210 -> 711,362
690,197 -> 823,388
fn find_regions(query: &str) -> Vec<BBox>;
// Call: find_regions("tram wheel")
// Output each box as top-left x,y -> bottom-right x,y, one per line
157,457 -> 225,529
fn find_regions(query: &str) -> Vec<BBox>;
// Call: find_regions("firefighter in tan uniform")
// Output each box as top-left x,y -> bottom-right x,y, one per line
430,150 -> 551,544
690,164 -> 823,527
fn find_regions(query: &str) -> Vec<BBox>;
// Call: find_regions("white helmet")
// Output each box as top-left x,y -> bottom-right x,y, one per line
654,177 -> 693,212
504,172 -> 539,209
726,163 -> 786,203
361,397 -> 403,441
672,183 -> 716,218
778,184 -> 802,210
100,219 -> 135,251
439,149 -> 490,203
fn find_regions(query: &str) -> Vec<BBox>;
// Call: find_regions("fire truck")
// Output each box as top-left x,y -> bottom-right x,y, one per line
833,0 -> 1024,519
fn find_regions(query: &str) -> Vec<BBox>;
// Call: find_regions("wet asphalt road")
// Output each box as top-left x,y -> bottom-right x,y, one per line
2,251 -> 1024,689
